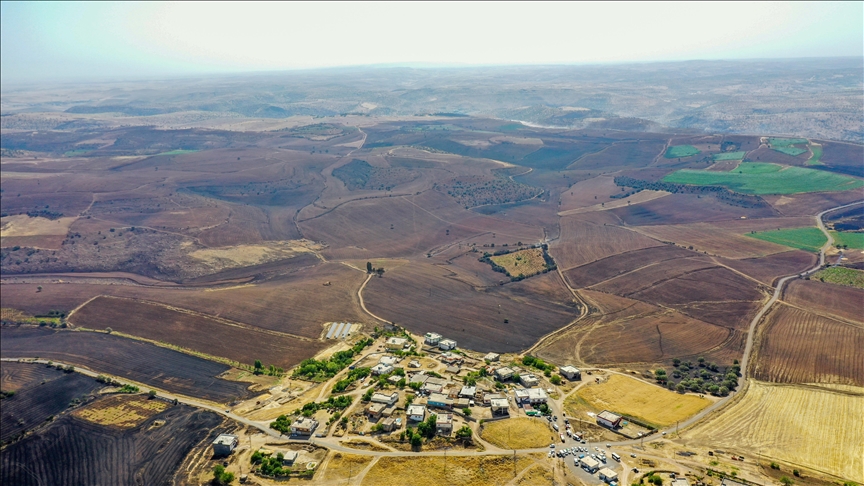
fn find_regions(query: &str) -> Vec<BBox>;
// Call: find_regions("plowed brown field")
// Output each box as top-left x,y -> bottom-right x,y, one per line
754,304 -> 863,387
553,216 -> 663,270
783,279 -> 864,324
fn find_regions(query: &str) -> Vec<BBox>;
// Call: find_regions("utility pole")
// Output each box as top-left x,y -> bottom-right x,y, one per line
513,449 -> 517,478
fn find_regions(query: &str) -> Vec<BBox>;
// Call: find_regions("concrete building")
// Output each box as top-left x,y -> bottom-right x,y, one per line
371,363 -> 394,375
495,367 -> 515,381
454,397 -> 471,409
408,360 -> 421,368
366,402 -> 387,419
559,365 -> 581,380
381,417 -> 402,432
445,365 -> 461,374
424,332 -> 442,345
290,418 -> 318,436
408,404 -> 426,422
435,413 -> 453,436
378,355 -> 400,366
596,410 -> 623,429
371,392 -> 399,405
387,375 -> 403,385
599,467 -> 619,482
515,387 -> 548,404
212,434 -> 239,456
459,386 -> 476,398
438,339 -> 457,351
580,456 -> 600,473
421,382 -> 443,394
519,373 -> 539,387
385,337 -> 409,351
484,352 -> 500,362
490,397 -> 509,415
427,392 -> 453,409
281,451 -> 299,466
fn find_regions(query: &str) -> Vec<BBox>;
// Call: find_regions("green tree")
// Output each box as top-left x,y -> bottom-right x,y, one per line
147,390 -> 157,398
366,261 -> 373,273
550,375 -> 562,385
455,425 -> 472,439
462,407 -> 472,416
780,477 -> 793,486
212,464 -> 235,485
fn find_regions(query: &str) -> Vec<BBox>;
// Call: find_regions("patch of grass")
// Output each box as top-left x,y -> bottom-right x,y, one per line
811,267 -> 864,289
830,231 -> 864,250
746,227 -> 827,253
665,145 -> 700,159
489,248 -> 548,279
74,394 -> 168,429
565,374 -> 710,429
362,454 -> 539,486
769,138 -> 808,146
480,418 -> 552,449
662,162 -> 864,195
805,144 -> 823,166
772,146 -> 807,156
713,151 -> 746,161
156,149 -> 199,156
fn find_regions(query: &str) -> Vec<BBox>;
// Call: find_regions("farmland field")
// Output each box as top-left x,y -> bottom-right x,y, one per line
74,394 -> 170,429
772,146 -> 807,156
70,296 -> 325,368
488,247 -> 549,279
805,143 -> 823,165
810,266 -> 864,288
769,138 -> 809,146
662,162 -> 864,194
0,402 -> 223,486
0,363 -> 102,443
665,145 -> 700,158
712,151 -> 746,161
782,279 -> 863,325
0,326 -> 251,403
746,227 -> 827,252
564,374 -> 710,429
754,304 -> 863,387
361,454 -> 540,486
480,418 -> 553,449
830,230 -> 864,249
685,381 -> 864,482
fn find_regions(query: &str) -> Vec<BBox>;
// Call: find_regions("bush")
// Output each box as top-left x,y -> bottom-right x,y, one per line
212,464 -> 234,485
550,375 -> 562,385
270,414 -> 292,434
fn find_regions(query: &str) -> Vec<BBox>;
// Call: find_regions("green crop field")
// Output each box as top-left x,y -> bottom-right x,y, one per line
772,146 -> 807,156
713,151 -> 746,161
665,145 -> 700,158
746,227 -> 827,252
806,144 -> 823,166
769,138 -> 808,146
811,267 -> 864,289
831,231 -> 864,250
662,162 -> 864,195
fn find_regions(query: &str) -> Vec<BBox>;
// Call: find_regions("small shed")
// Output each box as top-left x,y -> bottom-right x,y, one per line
580,456 -> 600,472
599,467 -> 619,482
559,366 -> 581,380
281,451 -> 299,466
438,339 -> 457,351
596,410 -> 623,429
484,352 -> 500,362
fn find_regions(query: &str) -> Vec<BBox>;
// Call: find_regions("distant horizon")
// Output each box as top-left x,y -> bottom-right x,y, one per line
2,1 -> 861,84
3,55 -> 862,88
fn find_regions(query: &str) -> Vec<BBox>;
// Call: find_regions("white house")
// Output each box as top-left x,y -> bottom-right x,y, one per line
599,467 -> 619,482
371,363 -> 394,375
385,337 -> 408,351
596,410 -> 623,429
438,339 -> 457,351
484,352 -> 500,362
407,404 -> 426,422
371,392 -> 399,405
519,373 -> 539,387
424,332 -> 442,345
559,366 -> 581,380
459,386 -> 476,398
212,434 -> 239,456
435,413 -> 453,436
290,418 -> 318,436
378,355 -> 400,366
514,387 -> 548,404
580,456 -> 600,473
490,397 -> 509,415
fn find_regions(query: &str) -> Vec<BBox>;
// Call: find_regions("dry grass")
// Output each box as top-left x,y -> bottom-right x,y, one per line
1,214 -> 78,237
361,454 -> 539,486
480,418 -> 554,449
490,248 -> 547,278
558,190 -> 670,216
565,374 -> 710,428
517,463 -> 555,485
188,239 -> 319,269
74,394 -> 169,429
686,381 -> 864,482
318,452 -> 374,483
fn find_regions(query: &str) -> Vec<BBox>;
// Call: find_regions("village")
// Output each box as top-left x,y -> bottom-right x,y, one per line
200,325 -> 730,486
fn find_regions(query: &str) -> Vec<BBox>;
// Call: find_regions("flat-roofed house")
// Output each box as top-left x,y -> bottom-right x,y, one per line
559,365 -> 581,380
596,410 -> 623,429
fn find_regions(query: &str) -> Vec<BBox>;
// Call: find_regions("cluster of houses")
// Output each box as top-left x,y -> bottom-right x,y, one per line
423,332 -> 457,351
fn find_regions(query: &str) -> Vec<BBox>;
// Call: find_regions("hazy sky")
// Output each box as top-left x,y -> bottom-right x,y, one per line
2,1 -> 862,83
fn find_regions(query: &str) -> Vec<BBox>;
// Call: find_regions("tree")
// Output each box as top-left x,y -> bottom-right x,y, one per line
462,407 -> 472,416
410,432 -> 423,447
147,390 -> 157,398
254,360 -> 263,371
455,425 -> 472,439
780,477 -> 794,485
550,375 -> 562,385
37,285 -> 43,292
212,464 -> 234,485
366,261 -> 373,273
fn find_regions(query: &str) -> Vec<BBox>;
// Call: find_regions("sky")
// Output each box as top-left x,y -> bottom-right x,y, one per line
1,1 -> 862,84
